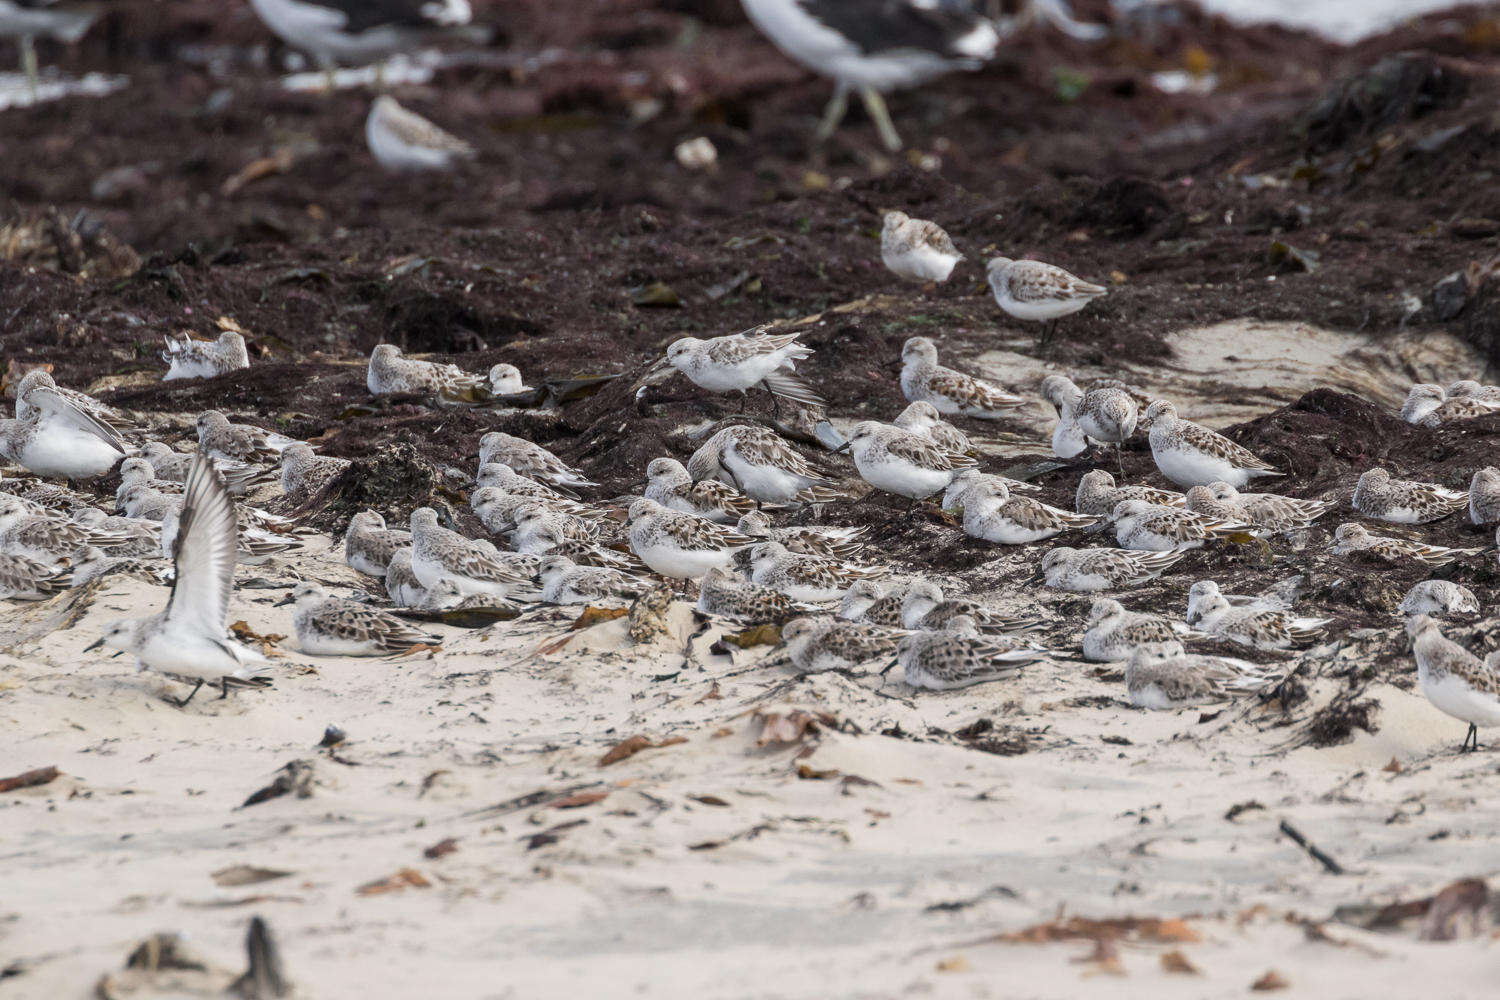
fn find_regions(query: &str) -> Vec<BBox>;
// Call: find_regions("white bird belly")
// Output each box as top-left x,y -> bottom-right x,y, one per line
20,427 -> 120,479
1422,673 -> 1500,727
1151,443 -> 1242,488
856,457 -> 949,499
138,630 -> 260,681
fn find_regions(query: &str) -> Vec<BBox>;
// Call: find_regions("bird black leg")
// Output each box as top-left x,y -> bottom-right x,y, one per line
220,678 -> 232,700
770,394 -> 782,419
174,679 -> 205,708
1462,723 -> 1480,753
738,394 -> 748,414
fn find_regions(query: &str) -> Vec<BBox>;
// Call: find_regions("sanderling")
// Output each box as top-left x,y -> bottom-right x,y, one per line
986,257 -> 1105,345
740,0 -> 998,150
537,554 -> 641,605
1184,580 -> 1291,627
280,443 -> 349,504
1470,467 -> 1500,525
1082,599 -> 1187,662
160,507 -> 300,566
1407,383 -> 1493,427
85,452 -> 268,707
1330,522 -> 1483,567
14,369 -> 127,431
118,457 -> 182,501
899,580 -> 1041,633
0,495 -> 124,566
647,457 -> 757,523
1353,468 -> 1467,524
893,400 -> 972,456
962,480 -> 1099,544
366,95 -> 475,171
70,507 -> 161,558
1402,384 -> 1445,424
898,620 -> 1044,691
511,502 -> 602,554
880,211 -> 962,283
735,510 -> 866,559
1040,375 -> 1137,467
781,616 -> 900,674
115,481 -> 178,521
367,344 -> 487,404
1146,401 -> 1281,488
0,381 -> 126,479
161,331 -> 249,380
141,442 -> 274,496
1446,379 -> 1500,408
384,547 -> 424,607
471,486 -> 540,536
900,337 -> 1024,419
1401,580 -> 1481,618
663,328 -> 823,410
489,363 -> 532,396
478,431 -> 595,492
627,498 -> 754,579
1075,470 -> 1182,518
697,566 -> 811,623
837,578 -> 910,626
1038,546 -> 1185,592
942,469 -> 1041,514
841,419 -> 976,501
1124,647 -> 1274,710
248,0 -> 473,81
343,510 -> 410,576
0,550 -> 69,600
1407,614 -> 1500,752
410,507 -> 530,599
278,581 -> 438,655
746,540 -> 878,603
1111,499 -> 1248,551
1191,591 -> 1329,650
687,424 -> 842,504
1205,481 -> 1332,533
196,410 -> 295,465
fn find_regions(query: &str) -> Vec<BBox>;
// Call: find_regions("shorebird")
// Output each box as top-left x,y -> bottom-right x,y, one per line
1407,614 -> 1500,752
899,580 -> 1041,633
735,510 -> 865,559
627,498 -> 755,580
489,363 -> 532,396
1082,599 -> 1187,662
780,617 -> 901,674
409,507 -> 531,600
536,555 -> 642,605
1040,374 -> 1137,469
1075,470 -> 1183,518
961,480 -> 1099,545
280,442 -> 349,504
342,510 -> 410,577
840,419 -> 975,503
161,331 -> 249,380
1111,499 -> 1248,552
893,400 -> 971,456
987,257 -> 1105,347
1352,468 -> 1468,524
279,582 -> 438,655
1469,467 -> 1500,525
478,432 -> 595,493
646,456 -> 758,523
196,410 -> 295,465
366,95 -> 475,171
1205,481 -> 1332,534
881,211 -> 963,283
14,369 -> 127,430
85,453 -> 269,707
1125,647 -> 1275,710
740,0 -> 1000,151
1330,523 -> 1483,567
1038,546 -> 1185,593
1145,400 -> 1281,488
1191,592 -> 1330,650
662,329 -> 823,413
367,344 -> 488,404
899,337 -> 1025,419
687,424 -> 842,504
898,620 -> 1043,691
697,566 -> 812,623
0,380 -> 125,479
746,540 -> 878,603
1400,580 -> 1480,618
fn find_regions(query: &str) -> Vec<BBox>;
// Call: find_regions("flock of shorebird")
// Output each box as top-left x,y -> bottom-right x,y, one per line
3,207 -> 1499,750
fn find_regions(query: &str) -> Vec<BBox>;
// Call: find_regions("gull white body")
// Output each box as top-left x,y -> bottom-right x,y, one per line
248,0 -> 471,64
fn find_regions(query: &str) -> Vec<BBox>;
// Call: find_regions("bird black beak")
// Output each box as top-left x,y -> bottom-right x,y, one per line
83,637 -> 105,652
834,442 -> 851,454
274,594 -> 294,607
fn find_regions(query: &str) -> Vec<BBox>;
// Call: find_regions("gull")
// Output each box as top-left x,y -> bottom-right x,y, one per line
893,400 -> 971,455
1145,400 -> 1281,488
1112,498 -> 1248,552
662,328 -> 823,411
1075,470 -> 1182,518
1407,614 -> 1500,752
900,580 -> 1042,633
740,0 -> 999,151
687,424 -> 842,504
987,257 -> 1105,346
1191,592 -> 1330,650
161,331 -> 249,380
646,456 -> 757,523
343,510 -> 410,577
1330,522 -> 1483,567
410,507 -> 530,600
537,554 -> 642,605
697,566 -> 813,623
0,0 -> 97,99
1039,546 -> 1185,593
840,419 -> 976,502
196,410 -> 295,464
366,95 -> 475,171
735,510 -> 865,559
478,431 -> 595,492
627,498 -> 755,580
280,442 -> 350,504
1125,647 -> 1276,711
881,211 -> 962,283
489,363 -> 532,396
1040,374 -> 1137,468
898,619 -> 1044,691
367,344 -> 488,403
1353,468 -> 1468,524
746,540 -> 879,603
278,582 -> 438,655
961,480 -> 1099,545
247,0 -> 475,83
0,550 -> 69,600
780,617 -> 901,674
1082,599 -> 1188,662
900,337 -> 1024,419
1400,580 -> 1480,618
85,453 -> 268,707
837,579 -> 910,627
0,380 -> 126,479
14,369 -> 127,430
0,495 -> 126,566
1470,467 -> 1500,525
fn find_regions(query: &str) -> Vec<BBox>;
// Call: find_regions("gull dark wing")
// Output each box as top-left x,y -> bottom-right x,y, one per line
798,0 -> 990,58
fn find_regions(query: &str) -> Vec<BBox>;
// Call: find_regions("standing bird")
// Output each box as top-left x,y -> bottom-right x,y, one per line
1145,401 -> 1281,489
662,329 -> 823,413
739,0 -> 1000,151
986,257 -> 1106,347
0,0 -> 97,100
881,211 -> 963,283
366,95 -> 476,171
85,453 -> 269,707
900,337 -> 1024,419
247,0 -> 475,85
1407,614 -> 1500,752
1040,375 -> 1138,469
